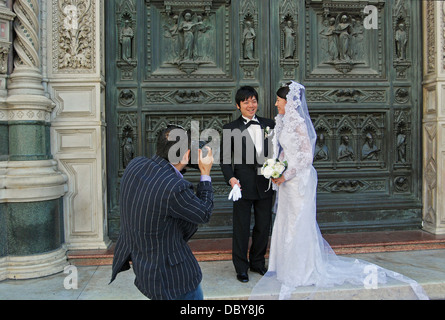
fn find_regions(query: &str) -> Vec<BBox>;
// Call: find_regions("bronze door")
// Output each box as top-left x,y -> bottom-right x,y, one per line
106,0 -> 423,239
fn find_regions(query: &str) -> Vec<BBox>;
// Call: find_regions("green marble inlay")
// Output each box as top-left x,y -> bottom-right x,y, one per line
1,199 -> 63,256
8,121 -> 50,161
0,203 -> 6,258
0,121 -> 8,160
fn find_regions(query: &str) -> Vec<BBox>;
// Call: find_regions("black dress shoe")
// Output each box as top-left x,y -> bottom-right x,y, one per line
236,272 -> 249,283
250,266 -> 267,275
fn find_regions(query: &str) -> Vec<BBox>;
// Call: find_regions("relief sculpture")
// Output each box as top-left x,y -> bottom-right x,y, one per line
361,132 -> 381,161
57,0 -> 94,71
283,20 -> 296,59
116,0 -> 137,80
394,110 -> 411,166
120,19 -> 134,62
396,127 -> 407,163
319,13 -> 365,73
395,23 -> 407,61
393,0 -> 411,78
337,135 -> 354,161
239,14 -> 259,79
239,0 -> 259,79
314,133 -> 329,161
279,0 -> 298,79
242,20 -> 256,60
163,10 -> 212,74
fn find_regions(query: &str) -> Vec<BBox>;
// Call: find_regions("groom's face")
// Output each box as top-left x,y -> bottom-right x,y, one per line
237,96 -> 258,120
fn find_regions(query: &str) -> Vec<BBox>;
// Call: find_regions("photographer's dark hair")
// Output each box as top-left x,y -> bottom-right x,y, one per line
235,86 -> 259,107
156,125 -> 191,161
276,82 -> 291,100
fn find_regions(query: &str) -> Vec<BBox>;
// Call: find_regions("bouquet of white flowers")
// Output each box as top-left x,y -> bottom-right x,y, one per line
261,158 -> 288,179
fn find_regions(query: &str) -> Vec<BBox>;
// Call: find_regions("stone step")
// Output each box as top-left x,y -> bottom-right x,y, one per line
67,230 -> 445,266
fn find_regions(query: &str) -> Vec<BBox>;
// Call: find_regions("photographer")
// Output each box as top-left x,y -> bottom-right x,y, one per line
110,124 -> 214,300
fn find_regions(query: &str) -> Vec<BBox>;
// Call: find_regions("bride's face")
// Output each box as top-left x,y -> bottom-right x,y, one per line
275,96 -> 286,115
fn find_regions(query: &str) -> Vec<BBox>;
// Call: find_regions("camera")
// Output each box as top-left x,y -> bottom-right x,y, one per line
187,140 -> 210,169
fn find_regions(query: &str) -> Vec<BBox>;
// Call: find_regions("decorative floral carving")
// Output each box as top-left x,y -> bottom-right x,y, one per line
55,0 -> 94,71
426,1 -> 436,74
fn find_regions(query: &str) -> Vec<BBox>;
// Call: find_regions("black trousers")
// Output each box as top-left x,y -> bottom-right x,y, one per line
232,196 -> 273,274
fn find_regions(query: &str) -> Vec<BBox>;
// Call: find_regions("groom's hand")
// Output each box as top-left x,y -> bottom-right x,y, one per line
229,177 -> 241,189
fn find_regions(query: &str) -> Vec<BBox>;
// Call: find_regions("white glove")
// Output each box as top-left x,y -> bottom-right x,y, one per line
228,184 -> 242,201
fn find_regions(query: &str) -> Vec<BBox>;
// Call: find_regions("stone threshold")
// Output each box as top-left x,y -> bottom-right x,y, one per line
67,230 -> 445,266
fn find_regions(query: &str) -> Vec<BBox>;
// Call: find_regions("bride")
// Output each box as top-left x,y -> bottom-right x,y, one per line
250,81 -> 428,300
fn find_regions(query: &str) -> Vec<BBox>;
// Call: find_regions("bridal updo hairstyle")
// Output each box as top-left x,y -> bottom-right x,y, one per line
276,82 -> 292,100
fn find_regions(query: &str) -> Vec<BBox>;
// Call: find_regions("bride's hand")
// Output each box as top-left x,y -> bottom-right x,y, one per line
272,176 -> 285,186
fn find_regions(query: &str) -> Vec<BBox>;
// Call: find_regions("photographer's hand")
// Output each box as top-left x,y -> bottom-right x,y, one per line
198,147 -> 214,176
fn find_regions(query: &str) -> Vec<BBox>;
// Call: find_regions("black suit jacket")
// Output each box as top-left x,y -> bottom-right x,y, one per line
110,155 -> 213,300
220,115 -> 275,200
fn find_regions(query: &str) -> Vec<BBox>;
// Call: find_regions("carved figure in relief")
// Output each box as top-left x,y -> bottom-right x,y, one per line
283,20 -> 296,59
194,15 -> 211,60
361,132 -> 380,160
120,20 -> 134,62
319,17 -> 338,61
319,12 -> 366,73
395,23 -> 407,60
397,128 -> 407,163
178,11 -> 203,61
122,136 -> 135,168
335,15 -> 353,61
351,19 -> 364,61
314,133 -> 329,161
242,20 -> 256,60
163,15 -> 180,62
0,45 -> 9,74
337,135 -> 354,161
174,89 -> 204,104
119,89 -> 135,107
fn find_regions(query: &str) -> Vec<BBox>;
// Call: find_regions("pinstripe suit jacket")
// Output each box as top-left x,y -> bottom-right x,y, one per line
110,155 -> 214,300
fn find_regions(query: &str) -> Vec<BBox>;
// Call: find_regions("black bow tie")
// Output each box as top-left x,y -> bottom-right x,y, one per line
244,120 -> 260,128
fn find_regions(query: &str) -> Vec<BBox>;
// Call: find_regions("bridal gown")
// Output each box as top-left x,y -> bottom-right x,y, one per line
250,82 -> 428,300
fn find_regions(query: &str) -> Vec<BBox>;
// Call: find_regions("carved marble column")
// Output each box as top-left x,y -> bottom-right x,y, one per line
47,0 -> 110,250
0,0 -> 68,280
422,1 -> 445,234
0,0 -> 14,159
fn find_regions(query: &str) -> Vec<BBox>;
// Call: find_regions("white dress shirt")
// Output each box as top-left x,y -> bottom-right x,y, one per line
242,115 -> 263,156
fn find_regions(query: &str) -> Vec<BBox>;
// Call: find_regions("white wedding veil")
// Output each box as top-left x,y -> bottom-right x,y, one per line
273,81 -> 316,159
249,81 -> 428,300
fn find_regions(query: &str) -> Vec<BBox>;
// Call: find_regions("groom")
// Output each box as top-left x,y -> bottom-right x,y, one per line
220,86 -> 275,283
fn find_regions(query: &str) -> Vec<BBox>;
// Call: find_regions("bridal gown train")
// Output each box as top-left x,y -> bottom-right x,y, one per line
249,81 -> 428,300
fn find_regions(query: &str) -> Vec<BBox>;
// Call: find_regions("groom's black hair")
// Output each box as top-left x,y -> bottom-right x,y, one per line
235,86 -> 258,107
